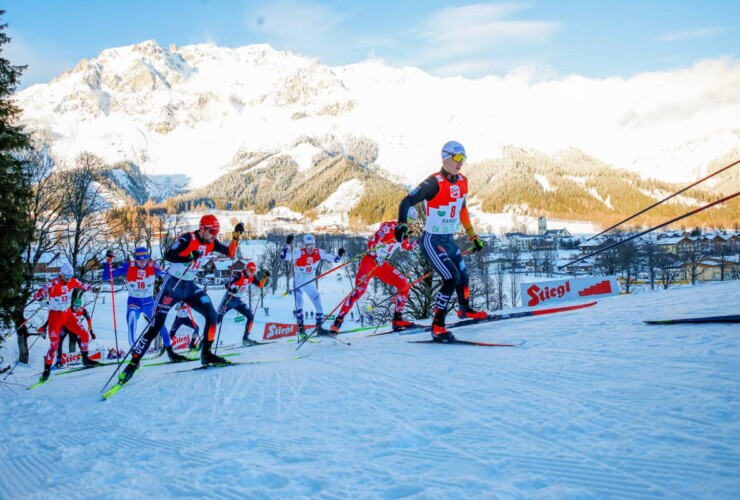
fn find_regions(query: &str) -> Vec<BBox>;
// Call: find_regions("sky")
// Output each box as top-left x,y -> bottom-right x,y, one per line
4,0 -> 739,89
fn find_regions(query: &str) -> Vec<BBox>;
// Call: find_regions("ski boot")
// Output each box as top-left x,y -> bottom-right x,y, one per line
81,351 -> 103,367
392,311 -> 415,331
200,340 -> 228,366
431,308 -> 455,342
40,363 -> 51,382
330,315 -> 343,335
457,305 -> 487,320
297,324 -> 308,342
189,337 -> 199,351
242,336 -> 259,347
166,346 -> 189,363
54,360 -> 63,370
118,353 -> 141,385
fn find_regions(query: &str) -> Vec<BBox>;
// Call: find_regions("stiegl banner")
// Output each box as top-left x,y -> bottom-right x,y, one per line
522,276 -> 619,307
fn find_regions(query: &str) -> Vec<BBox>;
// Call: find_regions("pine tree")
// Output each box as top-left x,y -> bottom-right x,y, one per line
0,12 -> 33,338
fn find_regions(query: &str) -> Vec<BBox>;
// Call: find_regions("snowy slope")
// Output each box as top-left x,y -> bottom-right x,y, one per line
15,40 -> 740,188
1,280 -> 738,497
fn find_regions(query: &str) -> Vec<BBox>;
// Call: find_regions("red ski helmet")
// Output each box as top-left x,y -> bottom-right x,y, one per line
199,214 -> 220,235
246,261 -> 257,273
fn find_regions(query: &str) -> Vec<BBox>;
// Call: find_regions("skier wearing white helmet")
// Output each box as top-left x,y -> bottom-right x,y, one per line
280,233 -> 345,338
396,140 -> 488,342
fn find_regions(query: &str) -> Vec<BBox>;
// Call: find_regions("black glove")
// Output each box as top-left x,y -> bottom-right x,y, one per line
229,286 -> 239,295
286,234 -> 294,245
92,285 -> 101,293
235,222 -> 245,234
105,249 -> 115,259
90,330 -> 97,340
338,248 -> 346,257
264,270 -> 271,277
470,235 -> 484,253
189,250 -> 202,261
394,224 -> 408,243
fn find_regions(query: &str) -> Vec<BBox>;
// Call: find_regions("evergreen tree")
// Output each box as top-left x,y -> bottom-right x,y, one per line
0,12 -> 33,335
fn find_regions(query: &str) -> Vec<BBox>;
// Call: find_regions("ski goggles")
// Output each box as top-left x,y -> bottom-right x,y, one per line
443,151 -> 467,163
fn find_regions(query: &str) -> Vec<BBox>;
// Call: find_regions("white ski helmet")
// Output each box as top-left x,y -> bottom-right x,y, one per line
407,206 -> 419,223
304,234 -> 316,246
60,263 -> 74,279
441,140 -> 466,160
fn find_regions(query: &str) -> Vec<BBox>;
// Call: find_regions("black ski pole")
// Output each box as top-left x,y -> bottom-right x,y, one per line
562,190 -> 740,269
588,159 -> 740,241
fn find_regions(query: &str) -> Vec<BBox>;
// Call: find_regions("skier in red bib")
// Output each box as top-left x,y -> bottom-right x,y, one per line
396,141 -> 487,342
216,261 -> 270,346
116,215 -> 242,385
330,207 -> 420,334
33,264 -> 102,381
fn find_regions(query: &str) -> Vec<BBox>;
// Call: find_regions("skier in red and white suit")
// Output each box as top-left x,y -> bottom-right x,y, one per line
33,263 -> 102,381
280,234 -> 344,336
330,207 -> 420,334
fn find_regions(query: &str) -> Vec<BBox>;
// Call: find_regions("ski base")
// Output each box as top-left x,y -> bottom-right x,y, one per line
27,379 -> 49,390
408,339 -> 522,347
644,314 -> 740,325
102,383 -> 123,400
170,354 -> 310,374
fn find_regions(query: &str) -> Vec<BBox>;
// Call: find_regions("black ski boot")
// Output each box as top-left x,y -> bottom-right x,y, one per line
242,336 -> 259,346
82,351 -> 103,367
40,363 -> 51,382
297,324 -> 308,342
166,347 -> 189,363
118,354 -> 141,385
200,340 -> 229,366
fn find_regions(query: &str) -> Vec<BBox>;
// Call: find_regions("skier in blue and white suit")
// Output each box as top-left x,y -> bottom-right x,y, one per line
102,247 -> 188,362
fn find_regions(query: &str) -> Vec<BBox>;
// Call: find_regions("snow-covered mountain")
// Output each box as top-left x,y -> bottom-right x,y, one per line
16,40 -> 740,189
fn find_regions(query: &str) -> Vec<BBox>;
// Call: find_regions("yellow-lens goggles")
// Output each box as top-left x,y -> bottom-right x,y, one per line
443,151 -> 466,163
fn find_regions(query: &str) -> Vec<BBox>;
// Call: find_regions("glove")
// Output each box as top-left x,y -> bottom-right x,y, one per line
470,235 -> 484,253
229,286 -> 239,295
375,246 -> 389,266
90,330 -> 97,340
338,248 -> 346,258
286,234 -> 294,245
105,249 -> 115,259
234,222 -> 245,234
92,285 -> 101,293
231,231 -> 240,241
394,224 -> 408,243
263,270 -> 271,277
189,250 -> 202,261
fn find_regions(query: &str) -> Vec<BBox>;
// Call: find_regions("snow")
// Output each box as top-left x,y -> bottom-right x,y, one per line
535,174 -> 555,192
1,275 -> 738,497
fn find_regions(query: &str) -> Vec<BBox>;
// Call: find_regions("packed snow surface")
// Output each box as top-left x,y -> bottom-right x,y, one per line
1,280 -> 738,498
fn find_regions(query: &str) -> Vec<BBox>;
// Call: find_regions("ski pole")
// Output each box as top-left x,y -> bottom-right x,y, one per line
283,245 -> 384,295
106,256 -> 121,366
588,159 -> 740,241
5,306 -> 44,340
296,263 -> 380,350
561,190 -> 740,269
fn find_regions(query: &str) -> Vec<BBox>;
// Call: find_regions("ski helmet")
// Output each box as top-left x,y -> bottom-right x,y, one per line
72,298 -> 82,309
199,214 -> 220,235
407,206 -> 419,223
134,246 -> 149,261
60,263 -> 74,279
246,261 -> 257,273
441,140 -> 466,160
304,234 -> 315,246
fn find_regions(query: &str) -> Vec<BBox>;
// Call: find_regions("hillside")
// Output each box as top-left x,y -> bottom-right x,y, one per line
466,146 -> 740,229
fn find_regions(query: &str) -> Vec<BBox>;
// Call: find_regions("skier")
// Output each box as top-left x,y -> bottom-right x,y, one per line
38,297 -> 96,368
33,264 -> 102,381
117,215 -> 242,385
280,234 -> 344,338
216,261 -> 270,346
102,247 -> 187,363
396,140 -> 487,342
330,207 -> 420,334
169,303 -> 200,350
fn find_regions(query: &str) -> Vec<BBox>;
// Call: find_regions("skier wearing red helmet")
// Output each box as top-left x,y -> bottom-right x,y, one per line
115,214 -> 245,387
215,261 -> 270,346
